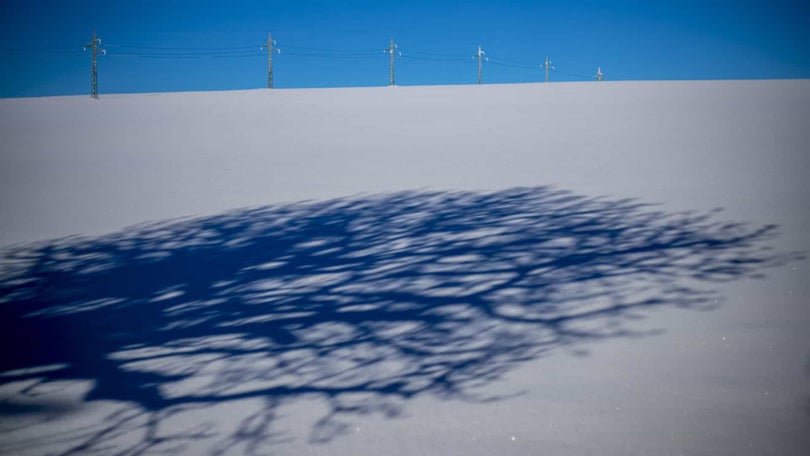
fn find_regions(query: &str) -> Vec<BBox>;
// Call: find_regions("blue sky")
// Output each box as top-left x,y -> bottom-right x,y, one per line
1,0 -> 808,97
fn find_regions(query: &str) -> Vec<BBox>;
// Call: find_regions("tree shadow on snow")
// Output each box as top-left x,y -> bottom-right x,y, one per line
0,186 -> 800,454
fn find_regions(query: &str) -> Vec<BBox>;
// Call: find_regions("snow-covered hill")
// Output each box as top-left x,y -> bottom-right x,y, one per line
1,80 -> 808,455
2,80 -> 807,245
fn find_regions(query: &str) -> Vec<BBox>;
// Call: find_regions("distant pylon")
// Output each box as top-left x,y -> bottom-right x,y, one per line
384,38 -> 400,86
594,67 -> 605,81
474,45 -> 488,84
83,31 -> 106,99
261,33 -> 280,89
541,56 -> 554,83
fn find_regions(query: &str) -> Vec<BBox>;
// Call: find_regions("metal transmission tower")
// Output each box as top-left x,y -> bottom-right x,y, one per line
261,33 -> 281,89
541,56 -> 554,82
473,46 -> 488,84
594,67 -> 605,81
83,31 -> 106,99
384,38 -> 400,86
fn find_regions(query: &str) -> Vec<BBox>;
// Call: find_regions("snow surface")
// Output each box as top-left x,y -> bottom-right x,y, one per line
0,80 -> 809,455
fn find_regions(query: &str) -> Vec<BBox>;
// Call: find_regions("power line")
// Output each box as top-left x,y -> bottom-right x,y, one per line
488,59 -> 537,70
280,52 -> 379,60
384,38 -> 400,86
6,34 -> 615,93
110,50 -> 250,57
107,52 -> 259,59
400,54 -> 468,64
83,31 -> 106,99
557,70 -> 592,80
406,50 -> 470,60
473,45 -> 487,84
283,44 -> 378,54
111,44 -> 255,51
541,56 -> 555,82
0,46 -> 82,54
260,33 -> 280,89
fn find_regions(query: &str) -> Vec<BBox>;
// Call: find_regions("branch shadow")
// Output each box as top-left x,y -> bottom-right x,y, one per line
0,186 -> 800,453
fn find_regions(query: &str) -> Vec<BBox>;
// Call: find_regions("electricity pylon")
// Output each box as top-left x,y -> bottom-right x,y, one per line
384,38 -> 399,86
594,67 -> 605,81
83,31 -> 106,99
474,46 -> 487,84
261,33 -> 280,89
541,56 -> 554,83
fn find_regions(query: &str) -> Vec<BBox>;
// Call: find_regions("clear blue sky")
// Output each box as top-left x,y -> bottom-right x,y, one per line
1,0 -> 808,97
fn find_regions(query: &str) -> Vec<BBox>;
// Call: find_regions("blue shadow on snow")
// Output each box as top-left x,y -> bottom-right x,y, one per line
0,186 -> 799,452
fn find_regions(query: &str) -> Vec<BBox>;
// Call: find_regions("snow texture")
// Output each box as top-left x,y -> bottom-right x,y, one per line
1,80 -> 809,455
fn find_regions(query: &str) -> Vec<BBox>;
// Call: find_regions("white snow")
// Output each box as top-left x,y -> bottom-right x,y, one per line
1,80 -> 809,455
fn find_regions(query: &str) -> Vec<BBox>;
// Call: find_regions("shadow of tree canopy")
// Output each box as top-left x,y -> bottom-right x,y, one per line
0,186 -> 798,453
